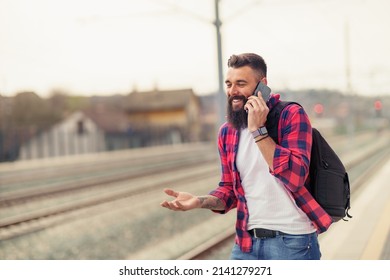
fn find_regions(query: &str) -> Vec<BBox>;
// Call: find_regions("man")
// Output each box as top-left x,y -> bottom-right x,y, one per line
160,53 -> 332,260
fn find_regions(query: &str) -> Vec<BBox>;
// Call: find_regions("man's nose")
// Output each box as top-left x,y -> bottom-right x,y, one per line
229,84 -> 239,95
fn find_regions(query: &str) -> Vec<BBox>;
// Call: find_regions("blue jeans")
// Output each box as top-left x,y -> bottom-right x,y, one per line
230,232 -> 321,260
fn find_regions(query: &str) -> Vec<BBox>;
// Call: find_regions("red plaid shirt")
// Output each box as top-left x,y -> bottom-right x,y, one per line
209,94 -> 333,253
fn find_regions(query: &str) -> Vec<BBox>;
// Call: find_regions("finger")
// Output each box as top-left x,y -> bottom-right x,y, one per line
249,96 -> 268,111
160,201 -> 172,209
248,95 -> 262,106
247,95 -> 258,101
163,188 -> 179,198
244,99 -> 254,111
248,95 -> 265,106
167,201 -> 182,211
160,201 -> 168,207
245,100 -> 258,113
257,92 -> 265,102
251,91 -> 266,103
176,201 -> 186,211
161,201 -> 179,211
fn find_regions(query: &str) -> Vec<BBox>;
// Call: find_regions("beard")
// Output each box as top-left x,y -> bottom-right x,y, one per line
227,95 -> 248,130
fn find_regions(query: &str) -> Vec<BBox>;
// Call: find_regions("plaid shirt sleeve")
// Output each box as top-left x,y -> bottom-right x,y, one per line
271,104 -> 312,192
208,123 -> 238,213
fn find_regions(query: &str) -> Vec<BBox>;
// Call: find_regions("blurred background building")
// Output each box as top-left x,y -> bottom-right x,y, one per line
1,88 -> 388,162
124,88 -> 201,146
0,88 -> 213,161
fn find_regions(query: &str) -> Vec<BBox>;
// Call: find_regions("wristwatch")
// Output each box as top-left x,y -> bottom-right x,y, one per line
251,126 -> 268,138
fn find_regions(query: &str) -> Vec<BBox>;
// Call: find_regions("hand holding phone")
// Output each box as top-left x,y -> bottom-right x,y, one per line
253,81 -> 271,101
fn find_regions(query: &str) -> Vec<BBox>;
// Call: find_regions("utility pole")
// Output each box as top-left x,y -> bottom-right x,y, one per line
214,0 -> 226,127
345,19 -> 355,142
345,20 -> 351,96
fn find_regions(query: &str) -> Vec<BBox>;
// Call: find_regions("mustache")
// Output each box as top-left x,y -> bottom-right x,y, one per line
228,95 -> 247,105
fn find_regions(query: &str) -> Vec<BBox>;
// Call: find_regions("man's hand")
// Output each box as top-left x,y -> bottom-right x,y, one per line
160,188 -> 200,211
244,95 -> 269,132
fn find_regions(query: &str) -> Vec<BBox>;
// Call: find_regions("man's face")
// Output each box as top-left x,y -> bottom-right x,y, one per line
225,66 -> 259,111
225,66 -> 259,129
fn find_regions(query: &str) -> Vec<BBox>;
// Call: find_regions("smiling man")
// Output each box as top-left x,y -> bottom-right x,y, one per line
161,53 -> 332,260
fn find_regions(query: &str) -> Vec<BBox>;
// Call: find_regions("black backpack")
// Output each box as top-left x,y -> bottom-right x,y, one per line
266,101 -> 352,222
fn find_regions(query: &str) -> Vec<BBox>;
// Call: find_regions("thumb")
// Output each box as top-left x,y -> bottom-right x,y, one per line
163,188 -> 179,198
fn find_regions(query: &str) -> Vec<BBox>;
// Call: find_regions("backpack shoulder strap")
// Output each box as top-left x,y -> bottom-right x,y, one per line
266,101 -> 300,143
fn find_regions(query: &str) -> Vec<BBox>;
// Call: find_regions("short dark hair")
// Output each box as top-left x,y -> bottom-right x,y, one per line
227,53 -> 267,78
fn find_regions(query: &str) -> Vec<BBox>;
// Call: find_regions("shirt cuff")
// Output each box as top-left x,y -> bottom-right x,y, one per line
271,145 -> 291,175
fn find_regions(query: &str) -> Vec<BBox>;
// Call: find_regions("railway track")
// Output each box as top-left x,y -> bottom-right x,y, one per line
0,143 -> 216,205
0,164 -> 220,241
0,143 -> 219,240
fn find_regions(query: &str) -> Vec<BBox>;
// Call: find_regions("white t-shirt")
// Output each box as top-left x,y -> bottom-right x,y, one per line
236,128 -> 316,234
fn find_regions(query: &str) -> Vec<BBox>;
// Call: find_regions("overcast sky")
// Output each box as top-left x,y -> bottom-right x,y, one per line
0,0 -> 389,97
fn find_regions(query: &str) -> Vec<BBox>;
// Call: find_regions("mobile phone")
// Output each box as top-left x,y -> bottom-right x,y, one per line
253,81 -> 271,101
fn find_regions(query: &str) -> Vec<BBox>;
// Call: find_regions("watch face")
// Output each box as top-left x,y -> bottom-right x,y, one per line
259,126 -> 268,135
252,126 -> 268,138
